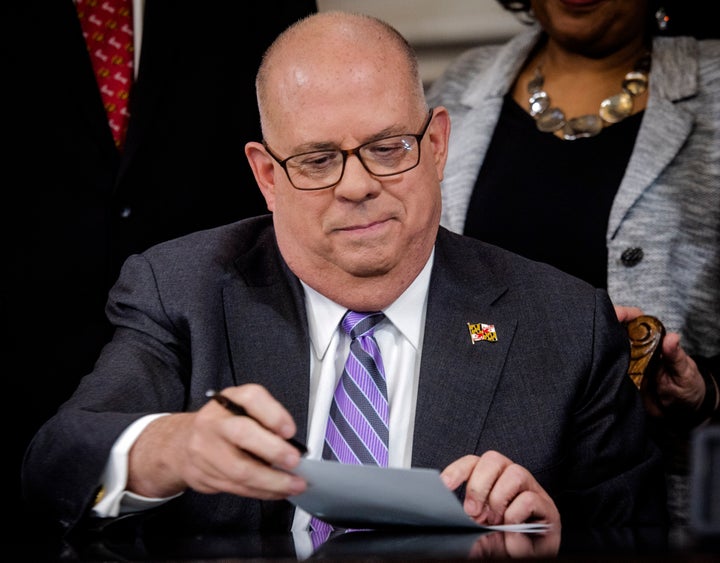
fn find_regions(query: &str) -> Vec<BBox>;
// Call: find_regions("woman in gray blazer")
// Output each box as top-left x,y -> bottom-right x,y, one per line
427,0 -> 719,532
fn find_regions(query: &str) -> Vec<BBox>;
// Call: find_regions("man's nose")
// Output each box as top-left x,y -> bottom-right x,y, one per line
334,152 -> 381,198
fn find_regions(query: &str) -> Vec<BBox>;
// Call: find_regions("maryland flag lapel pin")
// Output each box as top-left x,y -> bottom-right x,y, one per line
467,322 -> 498,344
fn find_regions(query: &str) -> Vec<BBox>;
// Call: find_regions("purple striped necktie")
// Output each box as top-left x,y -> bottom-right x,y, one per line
310,310 -> 389,546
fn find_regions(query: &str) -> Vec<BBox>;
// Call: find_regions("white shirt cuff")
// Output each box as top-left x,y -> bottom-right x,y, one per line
92,413 -> 181,517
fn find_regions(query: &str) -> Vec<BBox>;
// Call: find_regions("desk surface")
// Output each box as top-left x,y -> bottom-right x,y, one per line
8,523 -> 720,562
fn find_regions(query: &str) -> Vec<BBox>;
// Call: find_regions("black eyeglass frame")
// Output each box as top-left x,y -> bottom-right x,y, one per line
262,108 -> 435,191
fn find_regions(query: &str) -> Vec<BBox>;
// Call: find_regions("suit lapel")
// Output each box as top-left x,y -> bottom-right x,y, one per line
412,231 -> 517,470
116,0 -> 176,180
608,98 -> 693,238
222,238 -> 311,444
607,37 -> 695,238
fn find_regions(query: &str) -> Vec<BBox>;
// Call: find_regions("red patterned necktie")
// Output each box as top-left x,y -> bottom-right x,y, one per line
76,0 -> 134,150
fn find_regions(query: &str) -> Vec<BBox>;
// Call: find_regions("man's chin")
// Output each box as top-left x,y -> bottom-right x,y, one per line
340,253 -> 394,279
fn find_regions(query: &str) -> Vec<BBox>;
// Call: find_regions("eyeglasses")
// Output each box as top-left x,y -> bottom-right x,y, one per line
263,108 -> 435,191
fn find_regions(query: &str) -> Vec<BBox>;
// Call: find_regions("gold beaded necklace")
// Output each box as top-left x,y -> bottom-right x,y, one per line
527,54 -> 651,140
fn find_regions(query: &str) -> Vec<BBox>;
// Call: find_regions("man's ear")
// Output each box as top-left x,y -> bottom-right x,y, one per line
427,106 -> 451,182
245,141 -> 277,212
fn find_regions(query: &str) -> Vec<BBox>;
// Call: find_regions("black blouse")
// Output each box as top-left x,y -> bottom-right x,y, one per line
462,94 -> 642,289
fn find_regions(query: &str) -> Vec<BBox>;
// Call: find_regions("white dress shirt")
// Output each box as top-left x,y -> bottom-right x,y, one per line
131,0 -> 144,76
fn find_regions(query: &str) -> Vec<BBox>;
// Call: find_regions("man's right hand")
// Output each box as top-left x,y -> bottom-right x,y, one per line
126,384 -> 307,500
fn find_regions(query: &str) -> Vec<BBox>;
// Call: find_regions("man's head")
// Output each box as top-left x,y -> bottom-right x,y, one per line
245,11 -> 450,311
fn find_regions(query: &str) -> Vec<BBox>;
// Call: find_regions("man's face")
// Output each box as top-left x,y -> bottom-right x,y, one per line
247,50 -> 450,296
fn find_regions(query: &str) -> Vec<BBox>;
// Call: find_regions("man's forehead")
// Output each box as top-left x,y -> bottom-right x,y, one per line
264,77 -> 411,140
267,107 -> 415,152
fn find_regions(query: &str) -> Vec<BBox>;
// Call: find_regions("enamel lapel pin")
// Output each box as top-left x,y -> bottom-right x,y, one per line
467,322 -> 497,344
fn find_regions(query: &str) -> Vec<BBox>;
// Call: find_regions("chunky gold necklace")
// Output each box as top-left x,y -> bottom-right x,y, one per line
527,54 -> 651,140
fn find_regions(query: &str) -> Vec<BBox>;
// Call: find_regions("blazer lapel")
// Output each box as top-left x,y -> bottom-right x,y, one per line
115,0 -> 177,179
440,28 -> 540,234
412,231 -> 517,470
607,37 -> 696,238
222,237 -> 311,444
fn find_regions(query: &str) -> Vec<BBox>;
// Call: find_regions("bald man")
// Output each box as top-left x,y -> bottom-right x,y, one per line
23,12 -> 665,542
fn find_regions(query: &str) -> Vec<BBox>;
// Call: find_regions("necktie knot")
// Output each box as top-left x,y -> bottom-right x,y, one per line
341,311 -> 385,339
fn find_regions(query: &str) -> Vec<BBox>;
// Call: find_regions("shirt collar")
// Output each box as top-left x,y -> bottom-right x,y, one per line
302,248 -> 435,359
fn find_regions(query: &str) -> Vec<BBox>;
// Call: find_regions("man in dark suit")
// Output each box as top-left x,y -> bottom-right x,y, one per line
4,0 -> 317,542
22,10 -> 666,545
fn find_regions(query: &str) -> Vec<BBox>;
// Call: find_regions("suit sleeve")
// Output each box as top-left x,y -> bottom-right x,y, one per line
554,288 -> 668,526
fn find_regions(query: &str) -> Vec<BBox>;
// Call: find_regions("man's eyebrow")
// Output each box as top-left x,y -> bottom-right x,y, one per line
289,141 -> 339,154
366,123 -> 406,141
288,124 -> 409,154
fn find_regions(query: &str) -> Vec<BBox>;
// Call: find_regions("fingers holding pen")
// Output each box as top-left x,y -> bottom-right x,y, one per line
191,384 -> 307,495
128,384 -> 308,501
206,384 -> 306,462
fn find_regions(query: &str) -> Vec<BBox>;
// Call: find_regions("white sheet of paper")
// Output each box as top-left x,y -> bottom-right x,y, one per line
288,459 -> 548,532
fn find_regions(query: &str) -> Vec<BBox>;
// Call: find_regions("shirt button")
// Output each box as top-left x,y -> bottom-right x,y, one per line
621,247 -> 644,267
119,206 -> 132,219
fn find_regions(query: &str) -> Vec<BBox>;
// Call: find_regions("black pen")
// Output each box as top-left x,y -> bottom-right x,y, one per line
205,389 -> 307,454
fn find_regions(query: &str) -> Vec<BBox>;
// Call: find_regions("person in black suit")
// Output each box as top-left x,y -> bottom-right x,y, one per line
23,11 -> 665,546
3,0 -> 317,542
